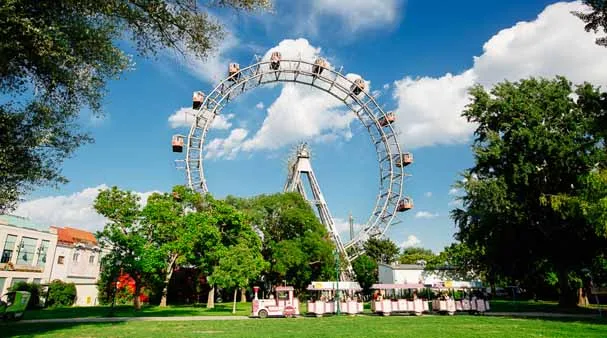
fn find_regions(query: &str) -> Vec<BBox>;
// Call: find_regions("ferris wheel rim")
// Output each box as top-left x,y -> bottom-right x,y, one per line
184,57 -> 407,258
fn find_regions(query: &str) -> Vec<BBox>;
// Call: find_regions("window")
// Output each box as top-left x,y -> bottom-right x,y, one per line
10,278 -> 28,287
72,252 -> 79,262
89,255 -> 95,264
57,256 -> 65,265
33,278 -> 41,284
1,235 -> 17,263
16,237 -> 37,265
0,277 -> 5,295
36,240 -> 50,267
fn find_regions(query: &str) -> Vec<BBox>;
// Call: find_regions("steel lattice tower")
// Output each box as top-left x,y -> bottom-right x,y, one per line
284,143 -> 354,281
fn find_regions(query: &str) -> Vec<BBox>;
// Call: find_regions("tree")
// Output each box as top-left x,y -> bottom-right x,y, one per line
94,186 -> 165,310
232,193 -> 335,292
352,254 -> 378,295
573,0 -> 607,47
141,185 -> 214,307
399,247 -> 436,265
0,0 -> 271,212
454,76 -> 607,306
363,238 -> 400,264
209,241 -> 267,313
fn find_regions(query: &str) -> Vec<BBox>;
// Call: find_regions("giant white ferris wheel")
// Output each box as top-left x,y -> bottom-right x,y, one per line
171,51 -> 414,279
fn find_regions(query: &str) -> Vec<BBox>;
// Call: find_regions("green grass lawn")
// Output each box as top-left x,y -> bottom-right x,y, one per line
3,315 -> 607,338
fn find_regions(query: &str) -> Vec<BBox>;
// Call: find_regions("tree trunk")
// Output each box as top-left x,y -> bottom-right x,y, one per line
241,287 -> 247,303
557,268 -> 576,308
159,253 -> 178,307
207,285 -> 215,309
233,288 -> 237,314
133,281 -> 142,310
577,287 -> 589,307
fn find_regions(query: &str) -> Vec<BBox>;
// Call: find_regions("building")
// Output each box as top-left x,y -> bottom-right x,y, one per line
49,226 -> 104,306
0,215 -> 58,295
378,263 -> 426,284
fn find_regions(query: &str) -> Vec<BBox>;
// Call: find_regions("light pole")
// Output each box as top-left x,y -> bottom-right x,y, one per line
334,250 -> 340,316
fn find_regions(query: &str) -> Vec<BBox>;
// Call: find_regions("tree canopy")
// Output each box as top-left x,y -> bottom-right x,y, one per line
452,76 -> 607,306
363,237 -> 400,265
0,0 -> 271,212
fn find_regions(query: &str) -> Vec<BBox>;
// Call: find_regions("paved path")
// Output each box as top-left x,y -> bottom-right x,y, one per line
485,312 -> 600,319
18,316 -> 251,324
17,312 -> 602,324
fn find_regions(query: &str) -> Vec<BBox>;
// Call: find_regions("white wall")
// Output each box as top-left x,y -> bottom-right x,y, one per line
50,244 -> 105,306
0,224 -> 58,295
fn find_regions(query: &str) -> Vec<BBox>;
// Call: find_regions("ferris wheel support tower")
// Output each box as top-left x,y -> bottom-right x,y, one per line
284,143 -> 354,281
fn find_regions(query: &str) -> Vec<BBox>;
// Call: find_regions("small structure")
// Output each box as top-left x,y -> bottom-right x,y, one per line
172,135 -> 184,153
228,63 -> 240,81
312,58 -> 328,76
350,78 -> 366,96
397,198 -> 413,212
251,286 -> 300,318
192,91 -> 204,109
0,290 -> 30,321
306,281 -> 364,316
379,112 -> 396,127
270,52 -> 281,70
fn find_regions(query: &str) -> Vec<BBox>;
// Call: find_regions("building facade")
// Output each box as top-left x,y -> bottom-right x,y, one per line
49,226 -> 104,306
0,215 -> 58,295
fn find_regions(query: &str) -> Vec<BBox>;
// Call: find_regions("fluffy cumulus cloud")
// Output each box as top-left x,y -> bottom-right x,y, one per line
393,1 -> 607,149
333,217 -> 363,243
205,128 -> 249,160
306,0 -> 403,34
168,108 -> 234,130
414,211 -> 439,219
14,185 -> 158,232
204,38 -> 360,159
400,235 -> 421,248
255,102 -> 265,110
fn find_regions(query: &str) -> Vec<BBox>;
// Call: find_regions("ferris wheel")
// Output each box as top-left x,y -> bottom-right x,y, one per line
171,51 -> 414,263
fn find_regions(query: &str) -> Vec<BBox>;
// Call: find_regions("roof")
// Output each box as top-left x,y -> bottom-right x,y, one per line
0,214 -> 50,233
371,283 -> 425,290
55,227 -> 97,246
379,263 -> 425,270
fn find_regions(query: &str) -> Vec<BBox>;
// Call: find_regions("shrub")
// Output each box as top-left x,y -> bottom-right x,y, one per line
46,280 -> 77,307
9,282 -> 42,309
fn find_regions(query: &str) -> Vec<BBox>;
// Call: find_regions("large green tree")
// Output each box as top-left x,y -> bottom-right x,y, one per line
363,237 -> 400,265
94,186 -> 165,310
230,193 -> 335,292
352,254 -> 378,295
399,247 -> 436,265
0,0 -> 270,212
453,76 -> 607,306
574,0 -> 607,47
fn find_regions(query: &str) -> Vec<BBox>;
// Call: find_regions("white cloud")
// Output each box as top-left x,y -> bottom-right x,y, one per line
205,128 -> 248,160
448,188 -> 460,196
448,199 -> 463,208
393,1 -> 607,149
424,191 -> 432,198
255,102 -> 265,110
13,185 -> 158,232
414,211 -> 439,219
308,0 -> 403,33
168,107 -> 234,130
400,235 -> 421,248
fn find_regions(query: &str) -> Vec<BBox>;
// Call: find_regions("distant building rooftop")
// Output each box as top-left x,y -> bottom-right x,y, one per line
0,214 -> 50,233
53,227 -> 98,246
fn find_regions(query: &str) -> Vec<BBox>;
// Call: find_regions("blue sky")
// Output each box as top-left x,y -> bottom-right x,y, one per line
14,1 -> 607,253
